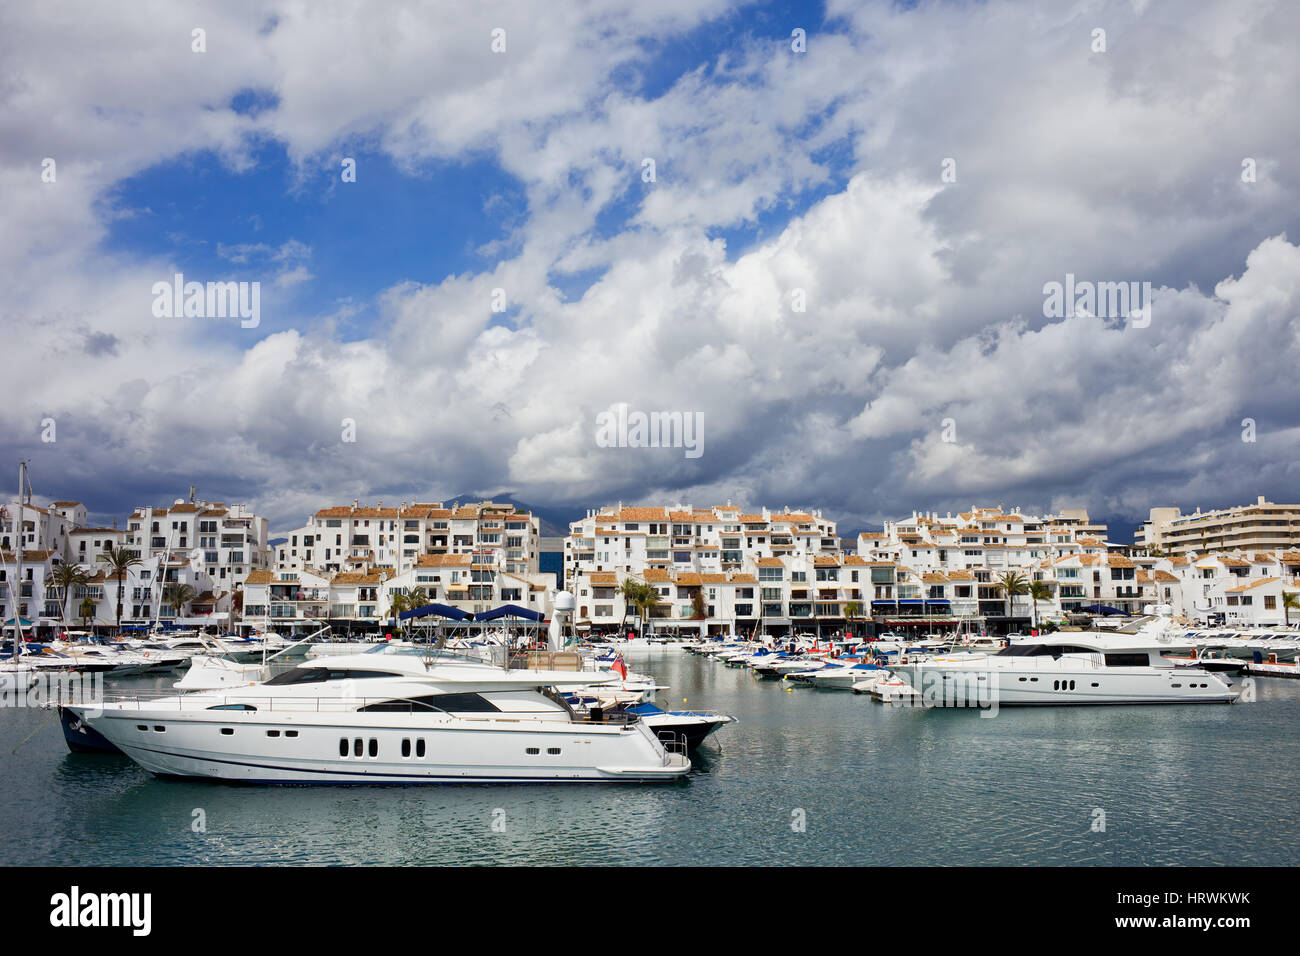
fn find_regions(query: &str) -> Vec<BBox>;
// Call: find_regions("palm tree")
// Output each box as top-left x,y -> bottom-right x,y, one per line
1283,591 -> 1300,627
48,562 -> 87,631
1028,580 -> 1053,632
619,580 -> 662,638
388,592 -> 411,633
995,571 -> 1029,629
617,578 -> 640,636
97,545 -> 143,635
690,589 -> 707,620
844,600 -> 863,637
163,582 -> 197,622
78,596 -> 96,629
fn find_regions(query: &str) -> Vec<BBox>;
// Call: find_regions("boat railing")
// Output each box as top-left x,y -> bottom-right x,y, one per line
54,689 -> 650,724
656,731 -> 688,764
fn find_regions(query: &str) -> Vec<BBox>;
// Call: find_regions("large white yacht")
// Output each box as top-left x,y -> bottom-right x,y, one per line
58,645 -> 691,783
888,607 -> 1240,706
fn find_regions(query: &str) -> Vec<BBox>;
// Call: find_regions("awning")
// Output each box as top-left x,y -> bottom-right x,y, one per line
398,603 -> 472,621
473,604 -> 544,622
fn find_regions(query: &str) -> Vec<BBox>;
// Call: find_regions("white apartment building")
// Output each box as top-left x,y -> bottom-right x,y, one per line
276,500 -> 540,577
125,497 -> 271,589
565,504 -> 846,636
1135,497 -> 1300,555
242,554 -> 554,632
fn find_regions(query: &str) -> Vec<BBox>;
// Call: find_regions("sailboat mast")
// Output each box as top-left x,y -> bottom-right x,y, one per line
14,462 -> 25,662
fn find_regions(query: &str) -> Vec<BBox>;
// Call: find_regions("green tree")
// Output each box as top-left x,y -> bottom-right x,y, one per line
995,571 -> 1029,627
78,596 -> 97,629
1028,580 -> 1053,631
97,545 -> 143,635
1283,591 -> 1300,627
48,563 -> 87,630
163,582 -> 197,622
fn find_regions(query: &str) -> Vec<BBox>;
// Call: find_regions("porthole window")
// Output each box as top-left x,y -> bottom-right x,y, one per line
266,730 -> 280,737
353,738 -> 363,757
548,748 -> 561,755
136,725 -> 148,731
154,725 -> 165,732
1069,680 -> 1076,690
416,739 -> 426,758
526,747 -> 540,755
285,730 -> 298,738
401,739 -> 411,758
220,728 -> 233,736
339,738 -> 348,757
368,738 -> 378,758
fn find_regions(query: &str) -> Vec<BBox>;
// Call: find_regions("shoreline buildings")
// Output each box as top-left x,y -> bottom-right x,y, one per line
1135,497 -> 1300,555
4,490 -> 1299,636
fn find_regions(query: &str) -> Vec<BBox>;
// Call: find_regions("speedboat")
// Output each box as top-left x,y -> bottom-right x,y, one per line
56,646 -> 690,783
805,661 -> 890,690
0,661 -> 39,695
617,702 -> 734,749
888,608 -> 1239,706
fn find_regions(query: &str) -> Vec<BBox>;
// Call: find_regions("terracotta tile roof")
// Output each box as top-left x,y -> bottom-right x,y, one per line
1,549 -> 55,562
353,507 -> 400,518
589,573 -> 617,586
244,570 -> 275,584
668,511 -> 694,521
169,503 -> 200,513
1218,557 -> 1250,568
415,554 -> 472,567
739,514 -> 767,523
315,507 -> 354,518
1226,576 -> 1279,593
51,501 -> 81,507
1108,555 -> 1136,568
616,507 -> 669,521
921,572 -> 948,583
1153,570 -> 1179,582
756,557 -> 785,568
642,568 -> 672,582
843,555 -> 868,565
333,571 -> 384,585
729,573 -> 757,583
698,573 -> 729,583
675,573 -> 702,586
945,570 -> 975,581
814,556 -> 841,566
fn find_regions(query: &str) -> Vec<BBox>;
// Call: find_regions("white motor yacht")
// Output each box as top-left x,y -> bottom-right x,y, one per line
888,607 -> 1239,706
58,646 -> 690,783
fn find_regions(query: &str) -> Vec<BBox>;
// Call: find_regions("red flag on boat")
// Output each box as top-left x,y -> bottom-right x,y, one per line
611,653 -> 628,679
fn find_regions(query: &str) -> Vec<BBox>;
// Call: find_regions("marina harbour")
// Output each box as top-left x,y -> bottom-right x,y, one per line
1,637 -> 1297,867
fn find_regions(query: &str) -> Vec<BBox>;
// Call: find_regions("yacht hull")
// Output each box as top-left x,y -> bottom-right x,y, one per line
61,706 -> 689,784
889,663 -> 1238,705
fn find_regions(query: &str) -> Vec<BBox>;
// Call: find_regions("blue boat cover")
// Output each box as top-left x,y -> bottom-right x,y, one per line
398,603 -> 473,621
473,604 -> 545,622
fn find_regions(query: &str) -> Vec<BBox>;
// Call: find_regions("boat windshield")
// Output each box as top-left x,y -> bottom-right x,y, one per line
362,645 -> 491,666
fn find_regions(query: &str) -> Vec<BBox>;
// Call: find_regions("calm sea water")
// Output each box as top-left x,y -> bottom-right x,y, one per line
1,648 -> 1296,866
